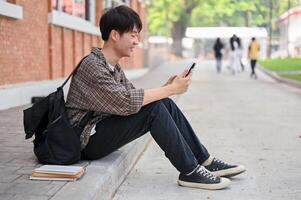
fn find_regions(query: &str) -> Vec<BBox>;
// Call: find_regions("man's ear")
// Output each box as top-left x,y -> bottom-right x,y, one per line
110,30 -> 120,42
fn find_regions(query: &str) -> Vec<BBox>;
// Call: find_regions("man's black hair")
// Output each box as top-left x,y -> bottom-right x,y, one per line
99,5 -> 142,41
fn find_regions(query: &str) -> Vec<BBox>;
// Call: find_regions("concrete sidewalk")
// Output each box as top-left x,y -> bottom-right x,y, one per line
1,59 -> 301,200
113,60 -> 301,200
0,60 -> 189,200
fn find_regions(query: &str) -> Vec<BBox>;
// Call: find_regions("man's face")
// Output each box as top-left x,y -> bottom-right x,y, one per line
114,27 -> 140,57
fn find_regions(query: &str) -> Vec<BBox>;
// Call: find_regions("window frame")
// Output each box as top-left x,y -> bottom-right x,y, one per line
0,0 -> 23,20
103,0 -> 129,9
49,0 -> 100,36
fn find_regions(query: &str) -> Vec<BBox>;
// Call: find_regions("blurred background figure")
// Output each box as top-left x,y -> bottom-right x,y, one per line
229,34 -> 237,74
213,38 -> 224,73
248,37 -> 260,79
233,40 -> 241,74
236,36 -> 245,72
229,34 -> 242,74
229,34 -> 241,74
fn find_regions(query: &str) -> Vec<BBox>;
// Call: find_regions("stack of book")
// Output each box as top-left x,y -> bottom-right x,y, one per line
30,165 -> 85,181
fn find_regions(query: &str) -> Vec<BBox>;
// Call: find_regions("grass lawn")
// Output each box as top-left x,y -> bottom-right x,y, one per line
259,58 -> 301,71
259,58 -> 301,82
281,74 -> 301,82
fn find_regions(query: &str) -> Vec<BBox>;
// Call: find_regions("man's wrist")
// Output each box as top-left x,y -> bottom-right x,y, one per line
164,85 -> 174,96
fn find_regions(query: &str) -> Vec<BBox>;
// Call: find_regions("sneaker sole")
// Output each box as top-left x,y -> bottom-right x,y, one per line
177,177 -> 231,190
211,165 -> 246,178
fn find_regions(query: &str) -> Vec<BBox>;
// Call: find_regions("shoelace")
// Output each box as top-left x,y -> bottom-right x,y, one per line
196,166 -> 216,181
214,158 -> 229,166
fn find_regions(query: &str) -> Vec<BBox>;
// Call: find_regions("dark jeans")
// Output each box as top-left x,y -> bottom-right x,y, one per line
215,56 -> 222,73
81,98 -> 210,174
250,59 -> 257,77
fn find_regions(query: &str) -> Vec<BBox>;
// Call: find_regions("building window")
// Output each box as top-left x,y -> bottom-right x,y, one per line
103,0 -> 128,9
49,0 -> 99,36
0,0 -> 23,19
51,0 -> 94,22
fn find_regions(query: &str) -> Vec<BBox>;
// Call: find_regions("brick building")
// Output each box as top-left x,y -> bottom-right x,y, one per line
0,0 -> 146,86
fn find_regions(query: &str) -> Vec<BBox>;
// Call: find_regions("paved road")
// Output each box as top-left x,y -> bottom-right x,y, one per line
113,60 -> 301,200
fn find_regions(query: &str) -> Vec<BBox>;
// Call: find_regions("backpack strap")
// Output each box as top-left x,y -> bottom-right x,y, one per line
60,55 -> 89,88
60,55 -> 94,128
78,111 -> 94,129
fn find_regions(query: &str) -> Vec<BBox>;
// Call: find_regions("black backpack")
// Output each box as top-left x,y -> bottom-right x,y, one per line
23,56 -> 92,165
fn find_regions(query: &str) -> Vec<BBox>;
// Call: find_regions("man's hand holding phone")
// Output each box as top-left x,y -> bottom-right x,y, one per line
184,62 -> 195,77
164,63 -> 195,95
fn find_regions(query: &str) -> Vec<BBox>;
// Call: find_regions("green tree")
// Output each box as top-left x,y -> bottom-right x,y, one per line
146,0 -> 300,57
146,0 -> 199,55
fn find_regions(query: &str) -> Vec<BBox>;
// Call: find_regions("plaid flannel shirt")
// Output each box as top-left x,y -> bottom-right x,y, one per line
66,47 -> 144,149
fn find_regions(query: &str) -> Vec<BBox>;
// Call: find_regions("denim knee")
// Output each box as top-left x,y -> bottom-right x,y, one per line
161,98 -> 175,107
143,99 -> 175,117
150,100 -> 167,112
161,97 -> 173,104
161,98 -> 178,112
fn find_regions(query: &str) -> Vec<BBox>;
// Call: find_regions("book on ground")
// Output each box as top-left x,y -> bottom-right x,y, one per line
30,165 -> 85,181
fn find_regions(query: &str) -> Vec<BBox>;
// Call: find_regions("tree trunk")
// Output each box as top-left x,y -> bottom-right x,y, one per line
170,0 -> 196,57
171,21 -> 185,57
244,11 -> 249,27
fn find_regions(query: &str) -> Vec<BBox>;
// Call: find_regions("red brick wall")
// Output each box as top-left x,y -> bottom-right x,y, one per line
49,26 -> 63,79
83,33 -> 91,56
0,0 -> 146,86
43,1 -> 104,80
95,0 -> 103,27
63,28 -> 73,76
0,0 -> 49,85
73,31 -> 83,66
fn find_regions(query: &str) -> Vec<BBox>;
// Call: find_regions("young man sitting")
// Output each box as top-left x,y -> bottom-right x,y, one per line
66,5 -> 246,190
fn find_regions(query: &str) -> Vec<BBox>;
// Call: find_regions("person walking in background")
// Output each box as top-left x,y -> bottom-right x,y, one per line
229,34 -> 241,74
213,38 -> 224,73
233,40 -> 241,74
248,37 -> 260,79
229,34 -> 236,74
229,34 -> 236,52
236,36 -> 245,72
230,34 -> 245,74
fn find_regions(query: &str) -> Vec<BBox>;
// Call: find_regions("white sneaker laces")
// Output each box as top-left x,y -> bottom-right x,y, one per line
215,158 -> 228,165
197,166 -> 216,181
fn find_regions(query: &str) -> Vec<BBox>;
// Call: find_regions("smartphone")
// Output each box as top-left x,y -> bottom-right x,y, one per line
185,62 -> 196,77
